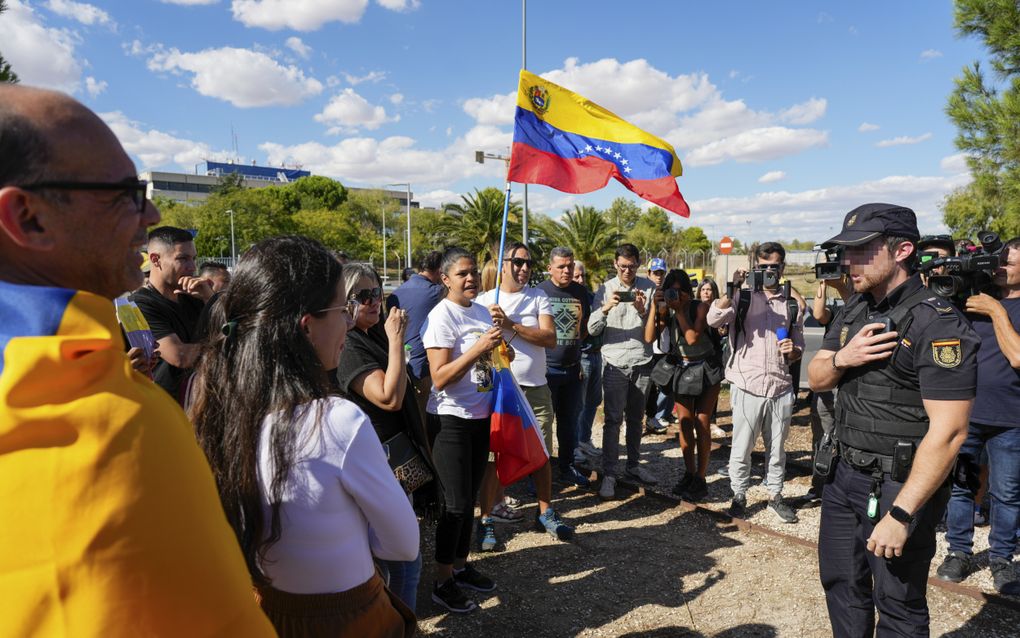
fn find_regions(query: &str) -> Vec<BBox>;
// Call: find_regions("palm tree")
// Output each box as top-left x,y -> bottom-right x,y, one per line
0,1 -> 18,84
442,187 -> 522,265
547,205 -> 623,285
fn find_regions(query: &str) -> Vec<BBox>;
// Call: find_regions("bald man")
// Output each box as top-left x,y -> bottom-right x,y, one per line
0,85 -> 273,636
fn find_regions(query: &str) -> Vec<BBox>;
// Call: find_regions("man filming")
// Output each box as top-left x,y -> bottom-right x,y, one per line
809,203 -> 978,636
934,237 -> 1020,594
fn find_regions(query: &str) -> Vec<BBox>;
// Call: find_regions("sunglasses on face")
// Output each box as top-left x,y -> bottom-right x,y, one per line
19,179 -> 149,213
505,257 -> 533,268
348,287 -> 383,305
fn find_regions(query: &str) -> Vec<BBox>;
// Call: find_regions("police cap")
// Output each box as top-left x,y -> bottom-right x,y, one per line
821,203 -> 920,248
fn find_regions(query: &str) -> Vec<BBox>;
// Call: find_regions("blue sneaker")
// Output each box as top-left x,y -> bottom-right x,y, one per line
560,465 -> 591,488
535,507 -> 574,541
478,516 -> 497,552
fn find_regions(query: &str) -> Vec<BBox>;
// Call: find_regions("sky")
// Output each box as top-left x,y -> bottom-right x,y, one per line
0,0 -> 989,245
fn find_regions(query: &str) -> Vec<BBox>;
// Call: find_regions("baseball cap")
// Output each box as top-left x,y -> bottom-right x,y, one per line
821,203 -> 919,248
649,257 -> 667,272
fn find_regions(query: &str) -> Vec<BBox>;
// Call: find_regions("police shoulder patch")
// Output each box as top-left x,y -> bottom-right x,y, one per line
931,338 -> 962,368
839,325 -> 849,347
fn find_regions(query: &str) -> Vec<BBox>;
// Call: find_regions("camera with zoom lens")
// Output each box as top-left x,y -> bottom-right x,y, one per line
918,230 -> 1002,299
814,246 -> 847,281
750,266 -> 781,292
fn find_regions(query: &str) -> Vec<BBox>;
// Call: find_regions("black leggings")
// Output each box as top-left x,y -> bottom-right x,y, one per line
432,414 -> 490,565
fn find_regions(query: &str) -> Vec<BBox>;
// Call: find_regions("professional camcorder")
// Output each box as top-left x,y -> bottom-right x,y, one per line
815,246 -> 847,281
917,230 -> 1002,299
750,264 -> 781,292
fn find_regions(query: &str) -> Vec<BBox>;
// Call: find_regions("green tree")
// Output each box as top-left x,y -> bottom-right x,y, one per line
678,226 -> 712,253
0,1 -> 18,84
209,172 -> 246,196
605,197 -> 642,236
943,0 -> 1020,237
443,187 -> 521,265
288,175 -> 347,211
625,206 -> 674,258
545,205 -> 622,285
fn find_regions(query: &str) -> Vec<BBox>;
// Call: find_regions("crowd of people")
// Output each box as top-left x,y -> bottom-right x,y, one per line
3,85 -> 1020,638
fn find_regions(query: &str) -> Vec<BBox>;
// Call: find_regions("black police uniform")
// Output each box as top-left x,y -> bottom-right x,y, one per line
818,274 -> 978,637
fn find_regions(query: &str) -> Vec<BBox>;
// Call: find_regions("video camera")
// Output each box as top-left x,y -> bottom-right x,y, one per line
814,246 -> 847,281
749,265 -> 781,292
917,230 -> 1002,299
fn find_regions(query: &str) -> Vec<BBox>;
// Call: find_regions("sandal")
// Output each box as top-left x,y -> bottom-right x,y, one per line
490,499 -> 524,524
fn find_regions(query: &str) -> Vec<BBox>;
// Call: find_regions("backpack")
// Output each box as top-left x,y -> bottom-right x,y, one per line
728,281 -> 800,367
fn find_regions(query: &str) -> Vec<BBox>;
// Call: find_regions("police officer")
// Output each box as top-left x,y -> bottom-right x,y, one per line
808,203 -> 978,637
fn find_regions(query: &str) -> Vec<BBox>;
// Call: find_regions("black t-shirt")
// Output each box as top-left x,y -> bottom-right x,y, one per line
970,297 -> 1020,427
822,275 -> 978,401
334,325 -> 411,442
537,279 -> 591,368
129,285 -> 205,401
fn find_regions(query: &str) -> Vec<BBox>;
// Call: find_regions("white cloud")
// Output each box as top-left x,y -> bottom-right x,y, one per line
685,127 -> 828,167
858,122 -> 880,132
690,172 -> 971,241
778,98 -> 826,125
758,170 -> 786,184
876,132 -> 932,148
0,1 -> 82,92
231,0 -> 369,31
285,36 -> 311,59
344,70 -> 386,85
160,0 -> 219,5
375,0 -> 420,11
415,189 -> 459,209
389,93 -> 404,105
85,76 -> 107,97
147,46 -> 323,107
920,49 -> 943,61
44,0 -> 112,26
940,153 -> 970,175
314,88 -> 399,132
462,91 -> 516,126
101,111 -> 234,170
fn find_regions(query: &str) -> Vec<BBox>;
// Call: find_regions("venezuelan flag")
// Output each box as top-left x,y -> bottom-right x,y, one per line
508,69 -> 690,217
488,342 -> 549,487
0,282 -> 273,636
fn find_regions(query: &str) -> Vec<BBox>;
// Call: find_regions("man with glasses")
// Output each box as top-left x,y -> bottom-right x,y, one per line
588,243 -> 659,499
708,242 -> 804,523
0,85 -> 274,635
477,242 -> 574,546
130,226 -> 213,403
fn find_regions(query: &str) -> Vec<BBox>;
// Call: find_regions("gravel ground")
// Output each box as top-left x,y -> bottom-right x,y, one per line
414,388 -> 1020,637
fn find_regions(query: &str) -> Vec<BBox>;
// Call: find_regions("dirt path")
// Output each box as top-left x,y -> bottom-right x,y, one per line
414,392 -> 1020,637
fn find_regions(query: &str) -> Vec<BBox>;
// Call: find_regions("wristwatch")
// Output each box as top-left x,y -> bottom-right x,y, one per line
889,505 -> 914,525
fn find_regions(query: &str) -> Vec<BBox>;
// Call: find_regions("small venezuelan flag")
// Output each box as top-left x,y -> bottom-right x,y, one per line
489,342 -> 549,487
508,69 -> 690,217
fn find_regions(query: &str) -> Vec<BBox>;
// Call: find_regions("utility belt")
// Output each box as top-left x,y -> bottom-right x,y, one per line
813,434 -> 914,483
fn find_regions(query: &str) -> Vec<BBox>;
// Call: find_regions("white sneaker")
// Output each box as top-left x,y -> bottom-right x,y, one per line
625,465 -> 659,485
599,474 -> 617,500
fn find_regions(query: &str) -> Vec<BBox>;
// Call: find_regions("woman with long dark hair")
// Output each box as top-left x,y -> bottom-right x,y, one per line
644,269 -> 722,502
334,262 -> 436,612
189,236 -> 418,637
421,247 -> 502,614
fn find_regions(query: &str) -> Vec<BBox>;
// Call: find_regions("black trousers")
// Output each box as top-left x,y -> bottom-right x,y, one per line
818,458 -> 949,638
432,414 -> 490,565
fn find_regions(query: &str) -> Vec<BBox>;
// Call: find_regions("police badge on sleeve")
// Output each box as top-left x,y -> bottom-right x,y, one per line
931,338 -> 962,368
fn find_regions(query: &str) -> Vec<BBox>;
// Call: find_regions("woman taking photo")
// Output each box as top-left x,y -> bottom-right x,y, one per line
645,269 -> 722,502
421,247 -> 502,614
334,263 -> 436,612
189,236 -> 418,637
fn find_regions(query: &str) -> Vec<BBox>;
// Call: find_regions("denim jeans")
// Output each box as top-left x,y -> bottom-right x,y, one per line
547,364 -> 582,472
577,351 -> 603,446
378,553 -> 422,613
945,422 -> 1020,561
601,361 -> 652,475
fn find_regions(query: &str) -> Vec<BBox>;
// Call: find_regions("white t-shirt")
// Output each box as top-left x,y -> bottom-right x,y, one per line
420,298 -> 496,419
476,286 -> 553,387
257,396 -> 419,594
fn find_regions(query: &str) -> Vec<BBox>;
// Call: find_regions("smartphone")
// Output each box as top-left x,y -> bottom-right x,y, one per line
873,317 -> 894,334
616,290 -> 636,303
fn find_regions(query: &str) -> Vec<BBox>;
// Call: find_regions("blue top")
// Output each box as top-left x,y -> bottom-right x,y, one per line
971,297 -> 1020,428
385,273 -> 443,380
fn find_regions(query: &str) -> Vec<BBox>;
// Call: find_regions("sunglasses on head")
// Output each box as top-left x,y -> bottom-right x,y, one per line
348,287 -> 382,304
505,257 -> 533,268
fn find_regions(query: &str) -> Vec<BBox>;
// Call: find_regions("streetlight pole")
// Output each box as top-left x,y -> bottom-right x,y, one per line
226,208 -> 236,266
387,183 -> 412,268
381,202 -> 387,285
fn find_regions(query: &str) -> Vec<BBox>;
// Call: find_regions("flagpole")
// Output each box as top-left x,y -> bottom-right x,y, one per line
494,180 -> 512,306
521,0 -> 529,245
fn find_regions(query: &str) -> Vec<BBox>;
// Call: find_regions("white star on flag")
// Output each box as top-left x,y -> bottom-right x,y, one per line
614,152 -> 622,159
595,145 -> 602,152
603,147 -> 613,154
624,166 -> 632,173
585,145 -> 593,152
621,159 -> 629,165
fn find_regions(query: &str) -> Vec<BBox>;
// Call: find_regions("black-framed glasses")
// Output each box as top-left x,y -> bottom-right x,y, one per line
505,257 -> 533,268
18,179 -> 149,213
348,287 -> 382,305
